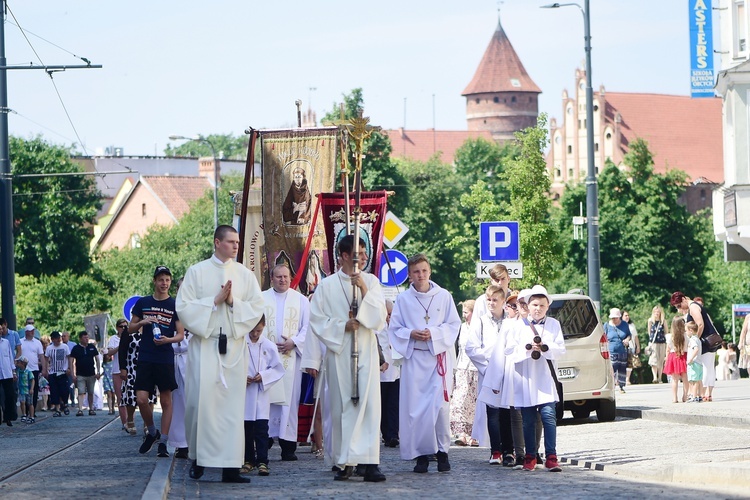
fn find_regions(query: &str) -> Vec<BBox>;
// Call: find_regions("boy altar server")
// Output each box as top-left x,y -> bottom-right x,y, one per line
388,254 -> 461,473
506,285 -> 565,472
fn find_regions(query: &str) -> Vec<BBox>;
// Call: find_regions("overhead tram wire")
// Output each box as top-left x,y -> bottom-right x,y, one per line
5,2 -> 110,189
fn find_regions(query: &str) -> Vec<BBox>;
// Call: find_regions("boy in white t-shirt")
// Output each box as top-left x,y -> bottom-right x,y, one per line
685,321 -> 704,402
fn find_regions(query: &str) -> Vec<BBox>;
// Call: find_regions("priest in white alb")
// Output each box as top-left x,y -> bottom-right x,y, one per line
176,225 -> 265,484
309,235 -> 387,482
388,253 -> 461,474
262,264 -> 309,461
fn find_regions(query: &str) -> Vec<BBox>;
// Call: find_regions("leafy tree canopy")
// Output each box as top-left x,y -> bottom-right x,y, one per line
165,133 -> 249,161
10,136 -> 102,277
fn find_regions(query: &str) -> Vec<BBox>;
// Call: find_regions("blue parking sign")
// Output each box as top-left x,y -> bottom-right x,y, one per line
479,221 -> 520,261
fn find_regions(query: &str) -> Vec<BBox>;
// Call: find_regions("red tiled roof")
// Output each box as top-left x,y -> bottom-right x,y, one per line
385,129 -> 494,164
463,22 -> 541,95
604,93 -> 723,182
142,176 -> 212,220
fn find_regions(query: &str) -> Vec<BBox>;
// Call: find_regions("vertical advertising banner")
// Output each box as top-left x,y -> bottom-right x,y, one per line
689,0 -> 715,98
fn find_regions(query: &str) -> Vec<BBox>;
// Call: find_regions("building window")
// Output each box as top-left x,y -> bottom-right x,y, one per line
493,96 -> 499,103
475,98 -> 480,104
131,234 -> 141,249
511,96 -> 517,103
606,132 -> 612,140
567,106 -> 573,115
142,203 -> 147,217
736,0 -> 747,54
701,189 -> 707,202
595,142 -> 599,152
555,168 -> 561,178
554,135 -> 561,144
568,168 -> 574,178
593,104 -> 599,112
529,97 -> 533,103
567,145 -> 572,154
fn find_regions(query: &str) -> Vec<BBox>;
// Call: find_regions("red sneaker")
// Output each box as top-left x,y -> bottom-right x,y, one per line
545,454 -> 562,472
522,454 -> 536,471
489,451 -> 502,464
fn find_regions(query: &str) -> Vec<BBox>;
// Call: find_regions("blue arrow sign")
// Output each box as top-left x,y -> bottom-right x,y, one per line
123,295 -> 141,322
479,221 -> 520,261
379,249 -> 409,287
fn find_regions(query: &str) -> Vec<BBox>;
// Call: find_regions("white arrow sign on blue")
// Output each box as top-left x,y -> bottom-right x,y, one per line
379,249 -> 409,287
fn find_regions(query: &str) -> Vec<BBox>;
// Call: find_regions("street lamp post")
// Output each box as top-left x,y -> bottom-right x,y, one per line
169,135 -> 220,230
542,0 -> 601,307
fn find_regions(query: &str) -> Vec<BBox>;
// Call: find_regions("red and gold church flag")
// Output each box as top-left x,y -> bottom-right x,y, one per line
318,191 -> 388,276
260,127 -> 337,293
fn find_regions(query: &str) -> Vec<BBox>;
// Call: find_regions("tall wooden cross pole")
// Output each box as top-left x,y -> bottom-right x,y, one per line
337,112 -> 380,406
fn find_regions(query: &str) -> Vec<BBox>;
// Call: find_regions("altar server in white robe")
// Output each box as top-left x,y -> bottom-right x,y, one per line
466,285 -> 515,465
388,254 -> 461,474
170,328 -> 191,458
309,235 -> 387,482
243,316 -> 285,474
301,322 -> 332,465
263,264 -> 309,461
176,225 -> 264,484
506,285 -> 565,472
469,263 -> 510,331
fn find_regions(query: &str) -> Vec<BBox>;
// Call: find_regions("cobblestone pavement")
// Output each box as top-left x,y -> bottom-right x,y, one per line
1,378 -> 748,499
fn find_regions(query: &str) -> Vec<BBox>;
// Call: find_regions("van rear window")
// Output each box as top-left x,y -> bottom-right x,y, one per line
548,299 -> 599,339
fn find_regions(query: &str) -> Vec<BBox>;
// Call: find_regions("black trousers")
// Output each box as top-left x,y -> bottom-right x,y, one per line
380,379 -> 400,441
0,377 -> 17,423
244,419 -> 270,465
32,370 -> 40,407
486,406 -> 514,455
279,438 -> 297,458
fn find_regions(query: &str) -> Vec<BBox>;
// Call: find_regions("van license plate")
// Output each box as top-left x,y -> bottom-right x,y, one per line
557,368 -> 576,379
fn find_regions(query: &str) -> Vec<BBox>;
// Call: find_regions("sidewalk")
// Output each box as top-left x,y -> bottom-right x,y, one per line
602,377 -> 750,491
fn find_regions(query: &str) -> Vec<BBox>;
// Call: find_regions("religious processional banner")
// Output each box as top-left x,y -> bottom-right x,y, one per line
260,127 -> 337,294
318,191 -> 388,276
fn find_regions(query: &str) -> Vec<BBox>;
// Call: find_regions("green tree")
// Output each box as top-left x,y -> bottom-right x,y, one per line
10,136 -> 101,277
453,137 -> 516,204
165,134 -> 249,161
500,114 -> 562,287
321,88 -> 407,216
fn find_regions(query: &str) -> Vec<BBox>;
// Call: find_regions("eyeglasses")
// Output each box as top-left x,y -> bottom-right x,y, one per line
505,303 -> 517,310
118,324 -> 128,329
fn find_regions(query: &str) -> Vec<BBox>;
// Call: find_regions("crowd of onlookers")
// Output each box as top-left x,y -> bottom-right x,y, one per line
0,316 -> 116,426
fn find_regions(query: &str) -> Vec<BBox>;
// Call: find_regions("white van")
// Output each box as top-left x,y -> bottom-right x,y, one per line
547,293 -> 617,421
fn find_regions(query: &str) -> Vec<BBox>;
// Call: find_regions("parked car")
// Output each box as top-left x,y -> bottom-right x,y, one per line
547,293 -> 616,422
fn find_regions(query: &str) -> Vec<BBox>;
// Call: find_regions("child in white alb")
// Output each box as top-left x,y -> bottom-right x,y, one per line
685,321 -> 704,402
242,316 -> 285,477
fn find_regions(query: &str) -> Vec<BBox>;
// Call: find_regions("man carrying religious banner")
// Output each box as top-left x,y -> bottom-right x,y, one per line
388,254 -> 461,474
176,225 -> 265,484
263,263 -> 309,461
309,235 -> 387,482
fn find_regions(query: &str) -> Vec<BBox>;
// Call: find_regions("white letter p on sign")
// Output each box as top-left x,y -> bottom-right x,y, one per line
489,226 -> 511,257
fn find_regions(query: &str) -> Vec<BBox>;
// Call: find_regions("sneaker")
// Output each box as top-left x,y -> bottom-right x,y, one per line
413,455 -> 429,473
258,463 -> 269,476
157,443 -> 169,458
174,447 -> 189,459
436,451 -> 451,472
489,451 -> 502,465
522,454 -> 537,471
514,455 -> 525,470
502,454 -> 515,467
20,416 -> 27,423
545,454 -> 562,472
139,430 -> 161,454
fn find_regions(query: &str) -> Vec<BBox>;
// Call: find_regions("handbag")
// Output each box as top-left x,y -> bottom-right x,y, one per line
700,332 -> 723,354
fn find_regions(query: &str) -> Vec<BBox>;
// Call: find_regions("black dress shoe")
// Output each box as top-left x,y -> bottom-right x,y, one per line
413,455 -> 429,473
222,469 -> 251,483
386,437 -> 399,447
189,460 -> 205,480
174,447 -> 189,459
281,453 -> 298,461
333,466 -> 353,481
355,464 -> 366,476
363,465 -> 386,482
331,465 -> 341,472
436,451 -> 451,472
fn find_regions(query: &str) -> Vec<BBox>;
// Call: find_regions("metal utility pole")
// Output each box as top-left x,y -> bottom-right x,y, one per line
0,1 -> 101,328
542,1 -> 601,307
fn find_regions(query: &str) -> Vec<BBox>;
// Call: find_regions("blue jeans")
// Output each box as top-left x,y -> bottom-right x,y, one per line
521,403 -> 557,457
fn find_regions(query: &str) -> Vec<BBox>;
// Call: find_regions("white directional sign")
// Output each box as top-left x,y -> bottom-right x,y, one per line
476,262 -> 523,279
382,211 -> 409,248
479,221 -> 520,262
380,249 -> 409,287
